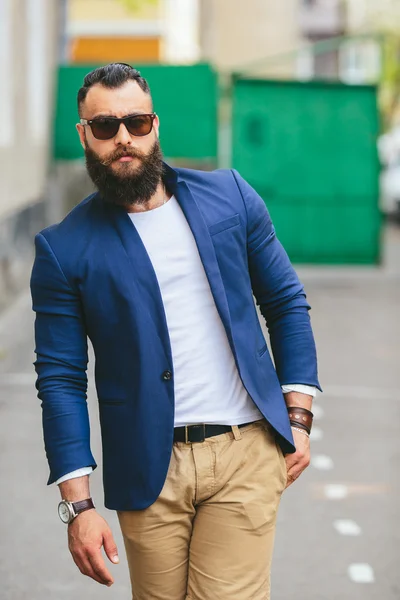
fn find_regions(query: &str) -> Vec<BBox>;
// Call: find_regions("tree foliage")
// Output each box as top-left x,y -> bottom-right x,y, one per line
380,33 -> 400,129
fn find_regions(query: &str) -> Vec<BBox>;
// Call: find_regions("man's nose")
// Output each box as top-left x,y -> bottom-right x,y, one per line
114,123 -> 132,145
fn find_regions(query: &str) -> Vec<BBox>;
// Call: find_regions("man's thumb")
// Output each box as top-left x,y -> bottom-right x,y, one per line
103,530 -> 119,564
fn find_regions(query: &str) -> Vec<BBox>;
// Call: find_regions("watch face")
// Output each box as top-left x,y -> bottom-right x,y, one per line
58,502 -> 71,523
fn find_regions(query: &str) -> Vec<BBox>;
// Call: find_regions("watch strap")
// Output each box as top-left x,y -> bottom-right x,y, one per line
71,498 -> 95,515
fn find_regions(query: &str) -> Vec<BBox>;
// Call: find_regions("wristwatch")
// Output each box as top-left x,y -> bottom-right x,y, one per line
58,498 -> 95,524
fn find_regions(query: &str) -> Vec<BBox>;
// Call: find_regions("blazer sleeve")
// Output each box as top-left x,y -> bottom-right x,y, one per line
232,170 -> 321,391
30,233 -> 97,484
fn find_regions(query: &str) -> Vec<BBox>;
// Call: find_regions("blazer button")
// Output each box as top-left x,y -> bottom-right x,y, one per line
162,370 -> 172,381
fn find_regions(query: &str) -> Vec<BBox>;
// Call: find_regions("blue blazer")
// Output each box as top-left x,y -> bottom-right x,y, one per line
31,164 -> 320,510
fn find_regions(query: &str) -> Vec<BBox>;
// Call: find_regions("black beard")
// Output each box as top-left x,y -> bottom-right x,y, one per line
84,139 -> 164,207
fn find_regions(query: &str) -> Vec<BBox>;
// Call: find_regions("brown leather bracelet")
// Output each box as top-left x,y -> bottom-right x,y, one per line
287,406 -> 313,432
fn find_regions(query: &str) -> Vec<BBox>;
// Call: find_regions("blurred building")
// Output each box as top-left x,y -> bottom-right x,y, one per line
0,0 -> 59,309
67,0 -> 199,64
198,0 -> 395,83
297,0 -> 346,79
297,0 -> 398,84
199,0 -> 304,77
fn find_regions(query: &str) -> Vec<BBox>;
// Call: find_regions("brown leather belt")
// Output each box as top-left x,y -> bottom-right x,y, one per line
173,421 -> 255,444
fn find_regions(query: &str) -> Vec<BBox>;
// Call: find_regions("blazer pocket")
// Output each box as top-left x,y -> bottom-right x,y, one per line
99,399 -> 126,406
209,214 -> 240,236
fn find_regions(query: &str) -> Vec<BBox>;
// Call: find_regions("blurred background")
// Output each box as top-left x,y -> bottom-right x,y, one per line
0,1 -> 399,599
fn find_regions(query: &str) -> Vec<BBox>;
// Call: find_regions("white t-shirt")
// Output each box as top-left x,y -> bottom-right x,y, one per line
129,195 -> 263,426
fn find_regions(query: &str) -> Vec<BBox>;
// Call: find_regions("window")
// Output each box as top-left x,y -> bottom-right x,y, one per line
339,40 -> 381,84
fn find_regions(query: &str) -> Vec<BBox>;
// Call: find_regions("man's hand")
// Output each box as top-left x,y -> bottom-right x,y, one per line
284,428 -> 310,489
68,510 -> 119,586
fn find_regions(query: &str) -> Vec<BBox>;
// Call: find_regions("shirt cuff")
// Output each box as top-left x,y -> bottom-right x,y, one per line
55,467 -> 93,485
281,384 -> 318,397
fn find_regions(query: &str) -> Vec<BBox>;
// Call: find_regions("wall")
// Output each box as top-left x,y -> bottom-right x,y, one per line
346,0 -> 400,32
0,0 -> 59,310
199,0 -> 303,76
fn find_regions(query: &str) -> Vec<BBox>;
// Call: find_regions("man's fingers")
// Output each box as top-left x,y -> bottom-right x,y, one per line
83,560 -> 109,586
284,426 -> 311,489
285,472 -> 296,488
285,457 -> 310,488
71,551 -> 109,585
285,453 -> 310,473
87,549 -> 114,586
103,529 -> 119,564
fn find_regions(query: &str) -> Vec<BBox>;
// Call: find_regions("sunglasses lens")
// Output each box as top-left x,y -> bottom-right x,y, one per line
126,115 -> 153,136
90,119 -> 119,140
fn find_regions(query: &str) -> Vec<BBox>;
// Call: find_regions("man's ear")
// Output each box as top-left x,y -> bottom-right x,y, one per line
76,123 -> 87,150
154,114 -> 160,139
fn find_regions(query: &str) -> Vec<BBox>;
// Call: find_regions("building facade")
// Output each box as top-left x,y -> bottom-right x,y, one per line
67,0 -> 199,64
0,0 -> 59,309
199,0 -> 304,77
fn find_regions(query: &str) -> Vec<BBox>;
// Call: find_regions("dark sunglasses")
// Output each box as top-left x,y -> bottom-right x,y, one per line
80,113 -> 156,140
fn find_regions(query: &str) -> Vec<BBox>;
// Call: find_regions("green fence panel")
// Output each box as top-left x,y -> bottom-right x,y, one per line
53,64 -> 218,162
232,78 -> 381,264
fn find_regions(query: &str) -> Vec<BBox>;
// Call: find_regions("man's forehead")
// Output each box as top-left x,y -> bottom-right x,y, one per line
82,80 -> 152,118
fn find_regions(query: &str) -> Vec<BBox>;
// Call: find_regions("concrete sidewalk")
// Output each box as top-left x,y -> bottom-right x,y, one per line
0,225 -> 399,599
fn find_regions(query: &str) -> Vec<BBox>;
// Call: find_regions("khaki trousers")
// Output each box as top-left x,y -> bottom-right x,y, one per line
118,420 -> 287,600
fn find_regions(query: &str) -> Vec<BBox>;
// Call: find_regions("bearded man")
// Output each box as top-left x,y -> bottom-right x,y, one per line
30,63 -> 320,600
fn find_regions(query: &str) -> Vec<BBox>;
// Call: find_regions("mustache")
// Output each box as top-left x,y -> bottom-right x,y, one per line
100,147 -> 145,167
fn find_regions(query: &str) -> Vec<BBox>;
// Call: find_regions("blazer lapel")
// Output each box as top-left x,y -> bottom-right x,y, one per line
166,174 -> 235,355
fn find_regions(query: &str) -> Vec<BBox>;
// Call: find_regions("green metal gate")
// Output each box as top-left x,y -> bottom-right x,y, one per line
53,63 -> 218,163
232,78 -> 381,264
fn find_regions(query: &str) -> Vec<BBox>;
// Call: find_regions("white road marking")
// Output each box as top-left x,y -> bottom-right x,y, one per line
312,404 -> 324,419
311,454 -> 334,470
310,426 -> 323,440
324,484 -> 348,499
348,563 -> 375,583
333,519 -> 362,536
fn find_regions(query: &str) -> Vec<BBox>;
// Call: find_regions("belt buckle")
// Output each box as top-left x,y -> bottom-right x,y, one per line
185,424 -> 206,444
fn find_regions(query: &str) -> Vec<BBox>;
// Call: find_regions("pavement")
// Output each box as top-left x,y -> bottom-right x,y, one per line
0,224 -> 399,600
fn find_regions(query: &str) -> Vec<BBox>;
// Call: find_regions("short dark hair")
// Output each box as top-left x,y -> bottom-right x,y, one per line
77,63 -> 151,116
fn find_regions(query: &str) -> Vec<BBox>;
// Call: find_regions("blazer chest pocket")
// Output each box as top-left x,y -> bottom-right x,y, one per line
208,214 -> 241,236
